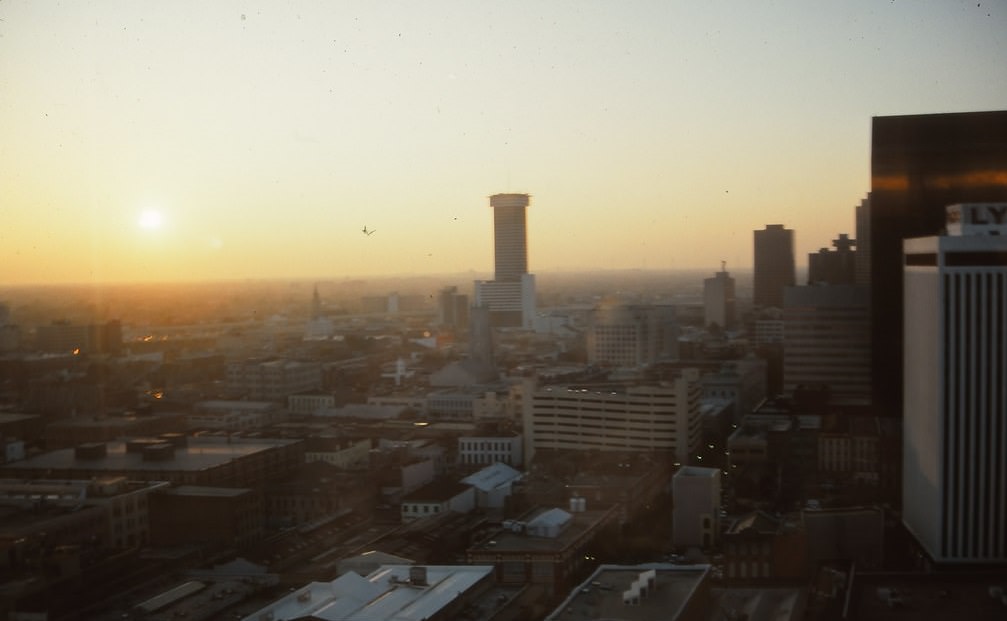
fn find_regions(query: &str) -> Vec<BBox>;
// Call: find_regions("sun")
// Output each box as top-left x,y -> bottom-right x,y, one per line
138,209 -> 164,230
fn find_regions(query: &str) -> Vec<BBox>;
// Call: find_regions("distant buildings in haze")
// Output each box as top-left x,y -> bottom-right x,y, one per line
703,263 -> 736,329
753,224 -> 796,309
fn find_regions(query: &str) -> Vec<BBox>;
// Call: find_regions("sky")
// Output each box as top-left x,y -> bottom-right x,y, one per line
1,1 -> 1006,285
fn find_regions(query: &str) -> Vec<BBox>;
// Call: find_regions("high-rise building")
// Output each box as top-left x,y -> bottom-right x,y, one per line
808,234 -> 856,285
586,304 -> 678,368
783,285 -> 871,405
703,263 -> 736,329
474,193 -> 537,328
902,203 -> 1007,564
753,224 -> 796,308
870,111 -> 1007,415
436,286 -> 469,329
489,193 -> 529,281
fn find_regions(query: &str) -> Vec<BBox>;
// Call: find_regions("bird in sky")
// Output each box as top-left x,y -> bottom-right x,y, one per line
362,226 -> 376,236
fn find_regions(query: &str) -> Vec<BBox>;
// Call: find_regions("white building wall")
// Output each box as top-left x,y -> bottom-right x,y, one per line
529,373 -> 702,462
903,221 -> 1007,564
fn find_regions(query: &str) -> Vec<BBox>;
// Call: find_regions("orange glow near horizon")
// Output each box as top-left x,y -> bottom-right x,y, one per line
1,1 -> 1006,286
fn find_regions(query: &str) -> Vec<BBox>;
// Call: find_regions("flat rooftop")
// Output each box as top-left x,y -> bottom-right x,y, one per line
241,565 -> 493,621
0,439 -> 299,474
847,571 -> 1007,620
471,508 -> 613,553
708,587 -> 807,621
545,564 -> 709,621
161,485 -> 252,498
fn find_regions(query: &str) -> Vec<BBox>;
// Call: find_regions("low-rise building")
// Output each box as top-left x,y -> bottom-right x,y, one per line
545,564 -> 712,621
722,511 -> 807,580
263,461 -> 376,529
226,358 -> 322,402
400,480 -> 474,523
188,400 -> 284,431
288,391 -> 336,415
148,485 -> 263,550
44,412 -> 187,449
239,564 -> 497,621
461,462 -> 523,509
0,477 -> 169,551
467,505 -> 621,596
1,437 -> 304,488
303,437 -> 371,469
458,432 -> 523,469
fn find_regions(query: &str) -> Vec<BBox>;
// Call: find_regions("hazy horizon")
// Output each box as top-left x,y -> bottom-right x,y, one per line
3,1 -> 1005,285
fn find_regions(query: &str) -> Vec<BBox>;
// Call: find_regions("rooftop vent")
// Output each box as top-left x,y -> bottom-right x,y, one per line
409,565 -> 428,587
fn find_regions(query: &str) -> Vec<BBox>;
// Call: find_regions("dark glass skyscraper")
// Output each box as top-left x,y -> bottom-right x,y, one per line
869,110 -> 1007,415
753,224 -> 796,308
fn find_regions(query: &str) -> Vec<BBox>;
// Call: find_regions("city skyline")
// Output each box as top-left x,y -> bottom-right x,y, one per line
2,1 -> 1006,285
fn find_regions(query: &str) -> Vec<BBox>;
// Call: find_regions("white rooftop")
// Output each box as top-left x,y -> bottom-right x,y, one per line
240,564 -> 493,621
461,462 -> 522,492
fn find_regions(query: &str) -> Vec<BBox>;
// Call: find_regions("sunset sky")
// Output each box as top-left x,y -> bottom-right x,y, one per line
2,1 -> 1005,285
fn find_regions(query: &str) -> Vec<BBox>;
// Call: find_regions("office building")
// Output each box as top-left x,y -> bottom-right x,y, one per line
902,203 -> 1007,563
523,371 -> 703,464
703,263 -> 736,329
783,285 -> 871,404
587,304 -> 678,368
870,110 -> 1007,414
701,358 -> 768,423
436,285 -> 469,329
754,225 -> 796,308
808,234 -> 856,285
474,193 -> 537,328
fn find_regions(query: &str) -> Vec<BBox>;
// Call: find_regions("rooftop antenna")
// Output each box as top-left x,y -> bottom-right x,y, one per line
721,260 -> 727,273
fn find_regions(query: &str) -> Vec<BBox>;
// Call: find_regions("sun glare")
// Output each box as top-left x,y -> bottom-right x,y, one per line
138,209 -> 163,230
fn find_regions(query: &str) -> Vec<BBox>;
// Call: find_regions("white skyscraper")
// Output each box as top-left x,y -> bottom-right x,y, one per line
903,203 -> 1007,564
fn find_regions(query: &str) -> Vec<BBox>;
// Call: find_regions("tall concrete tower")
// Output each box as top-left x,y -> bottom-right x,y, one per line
902,203 -> 1007,564
475,193 -> 536,328
490,193 -> 530,282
